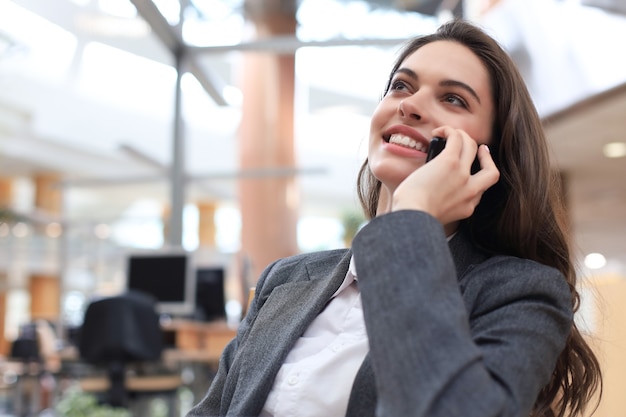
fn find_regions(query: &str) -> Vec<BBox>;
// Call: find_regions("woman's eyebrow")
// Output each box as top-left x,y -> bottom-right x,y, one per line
394,67 -> 482,104
394,67 -> 418,80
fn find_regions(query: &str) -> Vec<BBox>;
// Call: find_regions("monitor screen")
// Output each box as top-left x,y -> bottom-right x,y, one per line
126,250 -> 195,316
194,267 -> 226,321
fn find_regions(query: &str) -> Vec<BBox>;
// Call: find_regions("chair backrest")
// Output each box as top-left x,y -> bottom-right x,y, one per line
78,290 -> 163,364
10,322 -> 41,362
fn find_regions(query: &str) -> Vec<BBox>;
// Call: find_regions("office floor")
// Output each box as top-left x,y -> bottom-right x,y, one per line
0,372 -> 197,417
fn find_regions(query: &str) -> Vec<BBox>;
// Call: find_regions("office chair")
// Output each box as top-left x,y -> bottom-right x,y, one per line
10,323 -> 41,363
78,290 -> 163,408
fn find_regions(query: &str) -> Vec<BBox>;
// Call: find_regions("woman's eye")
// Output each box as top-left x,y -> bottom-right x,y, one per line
389,80 -> 410,92
443,94 -> 468,108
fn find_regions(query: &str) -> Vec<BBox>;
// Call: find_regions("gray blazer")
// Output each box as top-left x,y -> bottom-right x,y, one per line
187,210 -> 572,417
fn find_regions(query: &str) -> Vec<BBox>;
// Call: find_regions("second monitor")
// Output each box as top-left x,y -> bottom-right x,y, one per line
194,267 -> 226,322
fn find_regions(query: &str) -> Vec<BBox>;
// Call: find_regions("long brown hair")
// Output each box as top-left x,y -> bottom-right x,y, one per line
357,19 -> 601,417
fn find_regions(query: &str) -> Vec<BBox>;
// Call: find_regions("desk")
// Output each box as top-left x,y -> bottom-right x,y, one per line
75,374 -> 183,417
55,319 -> 236,366
0,320 -> 236,416
161,319 -> 237,364
79,374 -> 183,393
159,319 -> 237,407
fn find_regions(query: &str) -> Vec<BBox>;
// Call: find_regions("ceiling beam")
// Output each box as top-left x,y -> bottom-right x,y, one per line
188,57 -> 228,106
128,0 -> 182,52
129,0 -> 228,105
189,35 -> 410,54
58,167 -> 327,187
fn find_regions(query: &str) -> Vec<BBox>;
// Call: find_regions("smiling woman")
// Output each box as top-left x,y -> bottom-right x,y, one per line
187,19 -> 601,417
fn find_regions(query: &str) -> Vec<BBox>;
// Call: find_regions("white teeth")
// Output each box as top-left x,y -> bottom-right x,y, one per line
388,134 -> 427,152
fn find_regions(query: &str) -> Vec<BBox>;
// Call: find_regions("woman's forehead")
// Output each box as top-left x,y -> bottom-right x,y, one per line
399,41 -> 488,80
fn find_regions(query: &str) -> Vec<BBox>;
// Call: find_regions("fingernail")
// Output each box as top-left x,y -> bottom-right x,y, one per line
483,144 -> 490,153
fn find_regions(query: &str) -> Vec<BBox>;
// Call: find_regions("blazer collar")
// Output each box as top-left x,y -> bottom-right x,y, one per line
225,231 -> 486,416
448,228 -> 489,278
225,250 -> 352,416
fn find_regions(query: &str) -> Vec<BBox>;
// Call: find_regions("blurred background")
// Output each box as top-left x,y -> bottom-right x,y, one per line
0,0 -> 625,415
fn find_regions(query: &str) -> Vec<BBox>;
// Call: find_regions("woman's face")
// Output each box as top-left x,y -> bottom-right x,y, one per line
368,40 -> 495,191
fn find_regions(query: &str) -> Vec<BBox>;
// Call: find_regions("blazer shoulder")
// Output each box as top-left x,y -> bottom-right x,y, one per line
461,255 -> 573,318
256,248 -> 350,290
271,248 -> 349,269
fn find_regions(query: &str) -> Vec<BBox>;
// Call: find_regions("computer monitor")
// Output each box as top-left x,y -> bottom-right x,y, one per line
194,267 -> 226,321
125,250 -> 196,316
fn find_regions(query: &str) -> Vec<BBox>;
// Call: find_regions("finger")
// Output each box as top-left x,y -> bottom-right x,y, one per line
472,144 -> 500,187
431,126 -> 462,155
458,131 -> 479,167
476,144 -> 497,170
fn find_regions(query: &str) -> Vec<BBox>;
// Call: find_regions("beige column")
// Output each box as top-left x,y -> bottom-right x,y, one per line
0,178 -> 12,355
582,274 -> 626,417
239,1 -> 299,281
197,200 -> 217,248
30,173 -> 61,320
34,173 -> 62,215
29,274 -> 60,321
0,177 -> 12,208
162,204 -> 170,245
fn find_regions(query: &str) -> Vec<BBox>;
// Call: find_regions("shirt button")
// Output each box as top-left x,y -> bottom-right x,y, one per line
332,344 -> 341,352
288,376 -> 299,385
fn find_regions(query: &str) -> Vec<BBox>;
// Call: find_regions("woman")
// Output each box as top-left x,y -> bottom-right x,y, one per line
187,19 -> 601,417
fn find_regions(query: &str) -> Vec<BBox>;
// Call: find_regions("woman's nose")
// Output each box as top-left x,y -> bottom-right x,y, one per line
398,96 -> 422,121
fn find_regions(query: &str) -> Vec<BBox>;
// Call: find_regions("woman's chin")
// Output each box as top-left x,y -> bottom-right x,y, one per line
370,161 -> 419,190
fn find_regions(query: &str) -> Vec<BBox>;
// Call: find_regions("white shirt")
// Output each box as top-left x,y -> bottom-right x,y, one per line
260,257 -> 368,417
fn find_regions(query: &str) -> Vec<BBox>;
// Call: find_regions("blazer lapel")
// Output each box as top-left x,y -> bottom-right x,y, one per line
448,228 -> 489,278
225,250 -> 352,416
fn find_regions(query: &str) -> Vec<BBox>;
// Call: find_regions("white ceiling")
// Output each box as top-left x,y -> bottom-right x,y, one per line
0,0 -> 625,273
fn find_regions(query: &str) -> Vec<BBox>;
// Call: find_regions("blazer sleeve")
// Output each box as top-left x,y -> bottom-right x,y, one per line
351,210 -> 573,417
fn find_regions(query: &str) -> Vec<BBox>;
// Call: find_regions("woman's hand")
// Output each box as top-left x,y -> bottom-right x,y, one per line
391,126 -> 500,226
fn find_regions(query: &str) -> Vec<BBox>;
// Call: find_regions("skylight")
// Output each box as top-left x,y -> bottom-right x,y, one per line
0,0 -> 77,81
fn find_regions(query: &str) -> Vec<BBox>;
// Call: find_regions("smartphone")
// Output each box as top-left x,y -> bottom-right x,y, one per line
425,136 -> 481,174
425,136 -> 446,162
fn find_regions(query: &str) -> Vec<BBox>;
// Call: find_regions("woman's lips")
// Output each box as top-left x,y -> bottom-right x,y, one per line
384,134 -> 428,153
